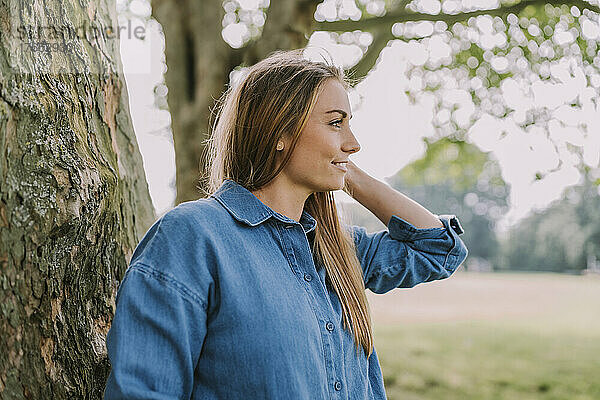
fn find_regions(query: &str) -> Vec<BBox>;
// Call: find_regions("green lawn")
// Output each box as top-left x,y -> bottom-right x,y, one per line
369,272 -> 600,399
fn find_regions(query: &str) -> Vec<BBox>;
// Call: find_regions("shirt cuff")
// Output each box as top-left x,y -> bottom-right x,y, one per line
437,214 -> 468,270
387,215 -> 448,242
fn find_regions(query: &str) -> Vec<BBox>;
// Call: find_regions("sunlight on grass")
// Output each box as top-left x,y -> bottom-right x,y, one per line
371,273 -> 600,399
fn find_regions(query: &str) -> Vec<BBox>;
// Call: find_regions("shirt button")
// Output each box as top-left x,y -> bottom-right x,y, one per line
334,381 -> 342,391
284,225 -> 294,229
326,322 -> 334,332
303,273 -> 312,282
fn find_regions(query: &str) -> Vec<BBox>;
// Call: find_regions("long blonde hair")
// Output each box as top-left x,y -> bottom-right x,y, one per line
200,48 -> 373,358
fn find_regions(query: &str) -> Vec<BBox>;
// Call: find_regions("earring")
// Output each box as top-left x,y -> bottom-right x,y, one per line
276,141 -> 284,151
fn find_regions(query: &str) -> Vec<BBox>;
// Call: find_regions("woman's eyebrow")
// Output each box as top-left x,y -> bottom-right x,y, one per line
325,109 -> 353,119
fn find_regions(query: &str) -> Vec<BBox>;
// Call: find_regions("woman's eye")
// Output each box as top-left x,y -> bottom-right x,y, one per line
330,119 -> 343,128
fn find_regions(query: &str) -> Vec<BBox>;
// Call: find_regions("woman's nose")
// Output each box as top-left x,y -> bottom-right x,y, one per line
342,129 -> 361,154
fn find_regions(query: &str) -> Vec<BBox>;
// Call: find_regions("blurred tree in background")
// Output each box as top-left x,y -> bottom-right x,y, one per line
143,0 -> 600,203
343,136 -> 600,273
342,136 -> 600,273
388,137 -> 510,270
341,137 -> 509,269
498,177 -> 600,272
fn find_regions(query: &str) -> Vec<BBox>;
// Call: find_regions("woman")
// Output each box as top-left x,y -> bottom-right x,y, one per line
104,48 -> 468,399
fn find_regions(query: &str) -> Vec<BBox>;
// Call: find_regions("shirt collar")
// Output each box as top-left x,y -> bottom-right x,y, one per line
210,179 -> 317,234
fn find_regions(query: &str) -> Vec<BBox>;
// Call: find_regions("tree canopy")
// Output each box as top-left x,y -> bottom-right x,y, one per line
138,0 -> 600,202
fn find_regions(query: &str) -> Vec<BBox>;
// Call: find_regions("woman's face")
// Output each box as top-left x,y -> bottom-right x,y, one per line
278,78 -> 361,196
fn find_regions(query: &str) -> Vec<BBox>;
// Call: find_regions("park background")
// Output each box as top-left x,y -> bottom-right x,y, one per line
1,0 -> 600,398
120,1 -> 600,398
119,1 -> 600,398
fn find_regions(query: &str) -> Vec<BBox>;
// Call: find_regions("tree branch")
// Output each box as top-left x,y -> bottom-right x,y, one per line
346,26 -> 396,86
316,0 -> 600,32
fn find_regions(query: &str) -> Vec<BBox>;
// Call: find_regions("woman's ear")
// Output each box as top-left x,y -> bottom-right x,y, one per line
277,133 -> 293,152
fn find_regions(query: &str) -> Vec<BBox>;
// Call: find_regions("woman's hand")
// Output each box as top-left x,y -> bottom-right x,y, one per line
342,159 -> 367,198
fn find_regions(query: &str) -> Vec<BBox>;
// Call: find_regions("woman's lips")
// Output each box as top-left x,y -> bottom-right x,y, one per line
332,162 -> 348,172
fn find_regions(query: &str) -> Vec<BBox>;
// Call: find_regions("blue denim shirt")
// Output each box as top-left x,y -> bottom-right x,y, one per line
104,179 -> 468,399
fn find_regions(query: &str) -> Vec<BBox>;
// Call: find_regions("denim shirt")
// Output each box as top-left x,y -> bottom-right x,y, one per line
104,179 -> 468,400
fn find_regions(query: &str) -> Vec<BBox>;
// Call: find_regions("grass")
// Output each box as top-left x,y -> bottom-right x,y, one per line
369,272 -> 600,399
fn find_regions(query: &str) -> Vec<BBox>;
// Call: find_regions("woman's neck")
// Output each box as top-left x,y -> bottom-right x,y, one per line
251,177 -> 310,223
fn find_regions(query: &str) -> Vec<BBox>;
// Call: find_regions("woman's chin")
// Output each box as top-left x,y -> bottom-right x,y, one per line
331,179 -> 346,191
311,176 -> 346,192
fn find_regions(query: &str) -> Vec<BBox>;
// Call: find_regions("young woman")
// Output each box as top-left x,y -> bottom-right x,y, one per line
104,48 -> 468,399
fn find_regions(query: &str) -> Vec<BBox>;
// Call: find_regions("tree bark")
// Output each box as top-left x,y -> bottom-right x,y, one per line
152,0 -> 230,203
153,0 -> 320,203
0,0 -> 154,398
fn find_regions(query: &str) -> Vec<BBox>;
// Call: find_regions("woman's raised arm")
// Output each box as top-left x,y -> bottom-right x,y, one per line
343,160 -> 443,229
342,160 -> 468,293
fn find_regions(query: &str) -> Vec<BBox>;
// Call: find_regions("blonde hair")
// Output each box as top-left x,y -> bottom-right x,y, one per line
200,48 -> 373,358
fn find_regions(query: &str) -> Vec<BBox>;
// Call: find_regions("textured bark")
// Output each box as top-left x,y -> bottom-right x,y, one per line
0,0 -> 154,399
153,0 -> 320,203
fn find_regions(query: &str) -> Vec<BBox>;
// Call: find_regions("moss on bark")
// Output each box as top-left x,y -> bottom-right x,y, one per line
0,0 -> 154,398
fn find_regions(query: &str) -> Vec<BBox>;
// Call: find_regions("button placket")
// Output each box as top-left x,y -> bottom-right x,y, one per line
280,220 -> 341,397
284,224 -> 316,286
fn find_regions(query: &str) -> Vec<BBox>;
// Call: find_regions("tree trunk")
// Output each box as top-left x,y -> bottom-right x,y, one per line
0,0 -> 154,398
153,0 -> 320,203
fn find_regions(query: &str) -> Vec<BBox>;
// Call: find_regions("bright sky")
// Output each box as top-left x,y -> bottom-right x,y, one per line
118,2 -> 600,231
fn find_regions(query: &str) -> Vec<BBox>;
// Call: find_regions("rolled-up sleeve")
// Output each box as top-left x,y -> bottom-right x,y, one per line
345,214 -> 468,294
